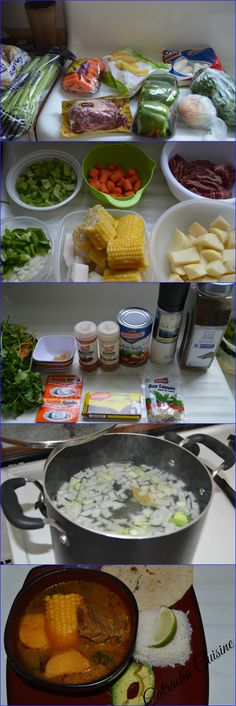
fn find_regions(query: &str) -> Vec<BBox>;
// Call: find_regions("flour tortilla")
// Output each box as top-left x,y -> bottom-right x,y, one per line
101,565 -> 193,611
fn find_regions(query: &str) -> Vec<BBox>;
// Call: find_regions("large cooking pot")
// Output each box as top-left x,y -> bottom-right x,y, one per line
1,432 -> 234,564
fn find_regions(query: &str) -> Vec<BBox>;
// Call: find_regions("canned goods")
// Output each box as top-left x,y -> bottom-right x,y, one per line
117,307 -> 153,366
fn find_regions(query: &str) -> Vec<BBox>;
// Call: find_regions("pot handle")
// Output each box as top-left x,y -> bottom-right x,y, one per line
164,431 -> 235,508
165,432 -> 235,471
1,478 -> 45,529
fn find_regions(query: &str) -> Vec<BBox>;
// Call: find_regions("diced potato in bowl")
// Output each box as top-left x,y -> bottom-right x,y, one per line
150,201 -> 235,282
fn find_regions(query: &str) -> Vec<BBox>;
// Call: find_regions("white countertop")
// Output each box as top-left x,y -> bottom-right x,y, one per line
1,565 -> 235,705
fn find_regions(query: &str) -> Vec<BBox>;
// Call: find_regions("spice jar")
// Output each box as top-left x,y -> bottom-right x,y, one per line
98,321 -> 120,371
178,283 -> 233,370
150,283 -> 189,364
74,321 -> 99,371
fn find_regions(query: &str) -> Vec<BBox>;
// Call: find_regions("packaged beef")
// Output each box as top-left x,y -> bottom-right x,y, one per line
162,48 -> 224,85
62,57 -> 104,94
61,96 -> 132,136
132,73 -> 179,139
169,154 -> 235,199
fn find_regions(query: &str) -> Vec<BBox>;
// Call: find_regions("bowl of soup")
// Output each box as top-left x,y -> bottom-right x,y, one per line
4,567 -> 138,695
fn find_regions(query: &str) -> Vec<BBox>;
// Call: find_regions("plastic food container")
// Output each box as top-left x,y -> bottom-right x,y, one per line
1,216 -> 54,282
6,150 -> 82,212
82,143 -> 156,209
161,142 -> 235,204
150,200 -> 234,281
56,209 -> 151,282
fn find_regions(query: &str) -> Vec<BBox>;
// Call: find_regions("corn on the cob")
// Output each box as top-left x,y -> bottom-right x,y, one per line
88,246 -> 107,271
107,238 -> 147,270
83,205 -> 117,249
45,593 -> 82,648
103,268 -> 142,281
116,214 -> 144,241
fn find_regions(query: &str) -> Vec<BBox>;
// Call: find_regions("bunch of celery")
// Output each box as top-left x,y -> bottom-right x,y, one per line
0,48 -> 74,140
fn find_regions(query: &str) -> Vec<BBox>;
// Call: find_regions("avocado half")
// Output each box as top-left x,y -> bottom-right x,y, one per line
112,661 -> 155,705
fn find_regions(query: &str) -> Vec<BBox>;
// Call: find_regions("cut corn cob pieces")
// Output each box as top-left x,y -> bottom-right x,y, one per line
103,268 -> 142,281
82,205 -> 117,249
116,214 -> 144,240
88,246 -> 107,271
107,238 -> 147,270
45,593 -> 82,648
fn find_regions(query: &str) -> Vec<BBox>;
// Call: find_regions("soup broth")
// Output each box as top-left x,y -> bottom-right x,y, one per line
17,580 -> 133,684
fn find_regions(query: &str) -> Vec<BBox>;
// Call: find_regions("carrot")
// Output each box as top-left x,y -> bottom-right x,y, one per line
113,187 -> 122,195
92,180 -> 102,190
95,163 -> 104,170
99,183 -> 109,193
88,168 -> 99,179
124,190 -> 135,197
126,168 -> 137,177
100,169 -> 110,183
110,171 -> 123,184
108,163 -> 115,170
123,178 -> 133,192
107,180 -> 115,193
133,180 -> 141,192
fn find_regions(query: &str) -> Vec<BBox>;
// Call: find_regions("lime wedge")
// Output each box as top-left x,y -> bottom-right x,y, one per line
148,606 -> 177,648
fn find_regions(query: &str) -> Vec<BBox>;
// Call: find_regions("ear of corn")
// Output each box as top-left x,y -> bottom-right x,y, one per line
88,246 -> 107,271
116,214 -> 144,241
103,268 -> 142,281
83,205 -> 117,249
107,239 -> 147,270
44,593 -> 82,648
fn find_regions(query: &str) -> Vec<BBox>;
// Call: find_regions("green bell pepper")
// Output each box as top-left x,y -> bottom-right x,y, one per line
132,101 -> 173,138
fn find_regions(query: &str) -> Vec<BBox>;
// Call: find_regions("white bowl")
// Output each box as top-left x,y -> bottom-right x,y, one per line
33,335 -> 76,363
1,216 -> 54,282
161,142 -> 235,204
6,150 -> 82,212
150,200 -> 235,281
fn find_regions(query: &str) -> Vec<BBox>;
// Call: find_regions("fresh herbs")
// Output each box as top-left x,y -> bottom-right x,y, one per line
16,159 -> 77,207
1,226 -> 51,280
1,320 -> 43,417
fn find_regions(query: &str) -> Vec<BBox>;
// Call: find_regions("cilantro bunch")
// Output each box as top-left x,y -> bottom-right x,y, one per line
1,320 -> 43,417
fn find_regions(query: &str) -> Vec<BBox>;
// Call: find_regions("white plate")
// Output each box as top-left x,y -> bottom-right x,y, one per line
56,208 -> 151,282
6,150 -> 82,212
33,335 -> 76,363
150,199 -> 235,281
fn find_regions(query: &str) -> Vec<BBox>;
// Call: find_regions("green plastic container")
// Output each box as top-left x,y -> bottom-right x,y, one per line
82,144 -> 156,209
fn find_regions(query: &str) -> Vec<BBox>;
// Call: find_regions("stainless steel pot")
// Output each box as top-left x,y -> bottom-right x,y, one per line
1,432 -> 234,564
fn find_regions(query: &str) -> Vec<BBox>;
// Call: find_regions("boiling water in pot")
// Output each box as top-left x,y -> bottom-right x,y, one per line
55,462 -> 200,537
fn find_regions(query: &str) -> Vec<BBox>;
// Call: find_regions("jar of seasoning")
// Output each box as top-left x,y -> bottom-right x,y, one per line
98,321 -> 120,371
150,283 -> 189,365
178,283 -> 233,370
117,307 -> 153,366
74,321 -> 99,371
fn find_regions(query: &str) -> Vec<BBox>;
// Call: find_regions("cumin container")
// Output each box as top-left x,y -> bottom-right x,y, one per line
117,307 -> 153,366
74,321 -> 99,371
